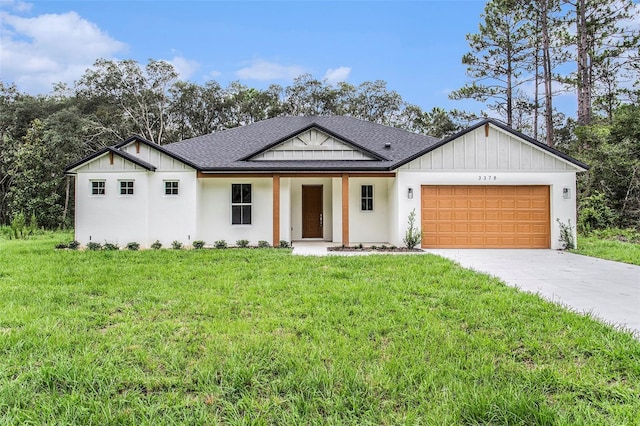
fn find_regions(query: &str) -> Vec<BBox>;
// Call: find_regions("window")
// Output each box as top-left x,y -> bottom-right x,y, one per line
361,185 -> 373,211
231,184 -> 251,225
164,180 -> 179,195
91,180 -> 105,195
119,180 -> 134,195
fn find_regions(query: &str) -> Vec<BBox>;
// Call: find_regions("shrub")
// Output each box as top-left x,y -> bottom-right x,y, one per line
192,240 -> 205,249
279,240 -> 290,248
55,242 -> 68,249
172,240 -> 183,250
214,240 -> 228,249
557,219 -> 575,250
86,242 -> 102,251
103,242 -> 119,251
236,239 -> 249,248
126,242 -> 140,251
403,209 -> 422,249
578,192 -> 617,233
257,240 -> 270,248
591,227 -> 640,243
68,240 -> 80,250
151,240 -> 162,250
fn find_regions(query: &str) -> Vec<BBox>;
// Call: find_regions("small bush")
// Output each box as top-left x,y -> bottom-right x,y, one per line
214,240 -> 228,249
68,240 -> 80,250
279,240 -> 290,249
86,242 -> 102,251
126,242 -> 140,251
103,242 -> 119,251
55,242 -> 68,249
236,239 -> 249,248
172,240 -> 183,250
151,240 -> 162,250
557,219 -> 575,250
590,227 -> 640,243
192,240 -> 205,249
578,192 -> 617,233
257,240 -> 270,248
403,209 -> 422,249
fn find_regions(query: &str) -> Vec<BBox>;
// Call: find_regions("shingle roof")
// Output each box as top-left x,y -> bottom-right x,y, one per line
65,146 -> 157,172
162,116 -> 441,171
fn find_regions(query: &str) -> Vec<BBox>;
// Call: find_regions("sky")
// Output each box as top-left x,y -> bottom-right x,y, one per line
0,0 -> 580,117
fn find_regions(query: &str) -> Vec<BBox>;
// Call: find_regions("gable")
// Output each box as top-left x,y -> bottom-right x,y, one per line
72,151 -> 153,173
119,141 -> 195,172
399,124 -> 584,172
249,128 -> 376,161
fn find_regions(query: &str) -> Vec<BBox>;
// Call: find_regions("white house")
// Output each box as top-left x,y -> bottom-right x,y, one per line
65,116 -> 588,249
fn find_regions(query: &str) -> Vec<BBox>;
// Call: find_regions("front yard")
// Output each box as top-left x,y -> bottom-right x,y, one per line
0,234 -> 638,424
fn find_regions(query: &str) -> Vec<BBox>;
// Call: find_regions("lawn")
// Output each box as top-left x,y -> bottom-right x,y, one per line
574,235 -> 640,266
1,234 -> 639,424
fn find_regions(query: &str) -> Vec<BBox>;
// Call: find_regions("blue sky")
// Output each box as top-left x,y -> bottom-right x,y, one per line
0,0 -> 576,117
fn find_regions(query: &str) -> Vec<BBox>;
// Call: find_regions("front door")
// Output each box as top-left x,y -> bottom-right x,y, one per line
302,185 -> 323,238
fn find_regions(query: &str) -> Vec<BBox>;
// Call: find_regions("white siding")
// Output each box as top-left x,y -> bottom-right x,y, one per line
399,126 -> 578,172
251,128 -> 375,161
120,143 -> 193,171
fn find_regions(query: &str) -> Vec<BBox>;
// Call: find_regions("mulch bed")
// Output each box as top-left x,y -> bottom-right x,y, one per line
327,246 -> 423,252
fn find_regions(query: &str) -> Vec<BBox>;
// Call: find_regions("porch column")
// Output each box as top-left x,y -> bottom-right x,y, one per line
341,173 -> 349,246
273,174 -> 280,247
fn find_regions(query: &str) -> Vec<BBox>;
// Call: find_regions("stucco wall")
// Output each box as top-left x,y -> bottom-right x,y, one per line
393,171 -> 577,250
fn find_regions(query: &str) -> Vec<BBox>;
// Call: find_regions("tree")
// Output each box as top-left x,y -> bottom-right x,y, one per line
450,0 -> 533,127
76,59 -> 178,144
567,0 -> 640,125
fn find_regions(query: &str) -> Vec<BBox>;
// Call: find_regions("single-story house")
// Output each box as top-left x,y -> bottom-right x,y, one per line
65,116 -> 588,249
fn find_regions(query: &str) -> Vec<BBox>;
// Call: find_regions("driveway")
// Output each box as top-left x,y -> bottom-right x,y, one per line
423,249 -> 640,337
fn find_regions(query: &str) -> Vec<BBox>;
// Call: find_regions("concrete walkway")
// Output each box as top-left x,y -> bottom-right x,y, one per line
423,249 -> 640,336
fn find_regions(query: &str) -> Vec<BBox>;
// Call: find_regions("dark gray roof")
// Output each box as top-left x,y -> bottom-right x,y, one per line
65,146 -> 157,172
162,116 -> 441,171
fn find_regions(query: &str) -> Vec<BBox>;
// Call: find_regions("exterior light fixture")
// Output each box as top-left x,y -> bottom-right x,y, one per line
562,187 -> 571,199
407,187 -> 414,199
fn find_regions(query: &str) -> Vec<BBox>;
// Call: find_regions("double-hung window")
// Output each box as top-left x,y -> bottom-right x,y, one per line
119,180 -> 134,195
361,185 -> 373,211
164,180 -> 179,195
91,180 -> 106,195
231,184 -> 251,225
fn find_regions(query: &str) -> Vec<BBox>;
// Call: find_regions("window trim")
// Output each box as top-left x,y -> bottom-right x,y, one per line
119,179 -> 134,196
90,180 -> 106,196
361,184 -> 374,211
231,183 -> 252,225
164,180 -> 179,196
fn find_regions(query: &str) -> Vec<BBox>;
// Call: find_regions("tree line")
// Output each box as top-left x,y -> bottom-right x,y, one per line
1,0 -> 638,232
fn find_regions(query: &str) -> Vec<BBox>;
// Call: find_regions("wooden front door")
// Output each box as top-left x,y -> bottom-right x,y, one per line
302,185 -> 323,238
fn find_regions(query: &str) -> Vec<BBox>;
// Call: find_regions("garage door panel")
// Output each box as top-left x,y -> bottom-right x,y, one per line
421,185 -> 550,248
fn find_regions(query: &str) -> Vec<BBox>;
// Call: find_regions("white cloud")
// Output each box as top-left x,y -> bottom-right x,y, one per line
0,11 -> 126,93
207,70 -> 222,79
323,66 -> 351,84
0,0 -> 32,12
235,59 -> 304,81
165,55 -> 200,81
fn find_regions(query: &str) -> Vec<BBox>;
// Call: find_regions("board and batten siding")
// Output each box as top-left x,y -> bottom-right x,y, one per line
399,126 -> 573,172
251,128 -> 375,161
121,143 -> 193,172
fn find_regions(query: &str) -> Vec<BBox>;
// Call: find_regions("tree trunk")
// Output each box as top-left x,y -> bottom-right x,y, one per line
541,0 -> 554,146
576,0 -> 591,125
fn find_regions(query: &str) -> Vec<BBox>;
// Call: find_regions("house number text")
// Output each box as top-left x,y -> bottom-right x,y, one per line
478,175 -> 497,181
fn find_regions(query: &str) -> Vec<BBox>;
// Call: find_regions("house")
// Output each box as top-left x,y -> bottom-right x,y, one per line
65,116 -> 588,249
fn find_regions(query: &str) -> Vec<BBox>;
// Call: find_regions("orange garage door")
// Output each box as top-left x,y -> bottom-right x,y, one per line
421,186 -> 550,248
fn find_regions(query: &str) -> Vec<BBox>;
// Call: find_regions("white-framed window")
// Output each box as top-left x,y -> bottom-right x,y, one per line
119,180 -> 134,195
361,185 -> 373,211
164,180 -> 179,195
231,183 -> 251,225
91,180 -> 106,195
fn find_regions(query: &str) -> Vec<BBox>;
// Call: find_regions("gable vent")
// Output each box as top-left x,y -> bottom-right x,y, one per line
384,143 -> 391,148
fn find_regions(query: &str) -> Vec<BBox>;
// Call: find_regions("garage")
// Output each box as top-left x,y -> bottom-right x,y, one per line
421,185 -> 550,248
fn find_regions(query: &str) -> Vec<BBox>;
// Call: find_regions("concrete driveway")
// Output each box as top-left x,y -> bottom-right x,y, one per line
423,249 -> 640,337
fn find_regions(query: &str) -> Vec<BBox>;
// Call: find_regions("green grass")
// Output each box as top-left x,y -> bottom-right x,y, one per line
574,235 -> 640,266
1,234 -> 639,424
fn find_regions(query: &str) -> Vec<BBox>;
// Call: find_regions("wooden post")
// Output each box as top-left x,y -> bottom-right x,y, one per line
273,174 -> 280,247
342,173 -> 349,246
